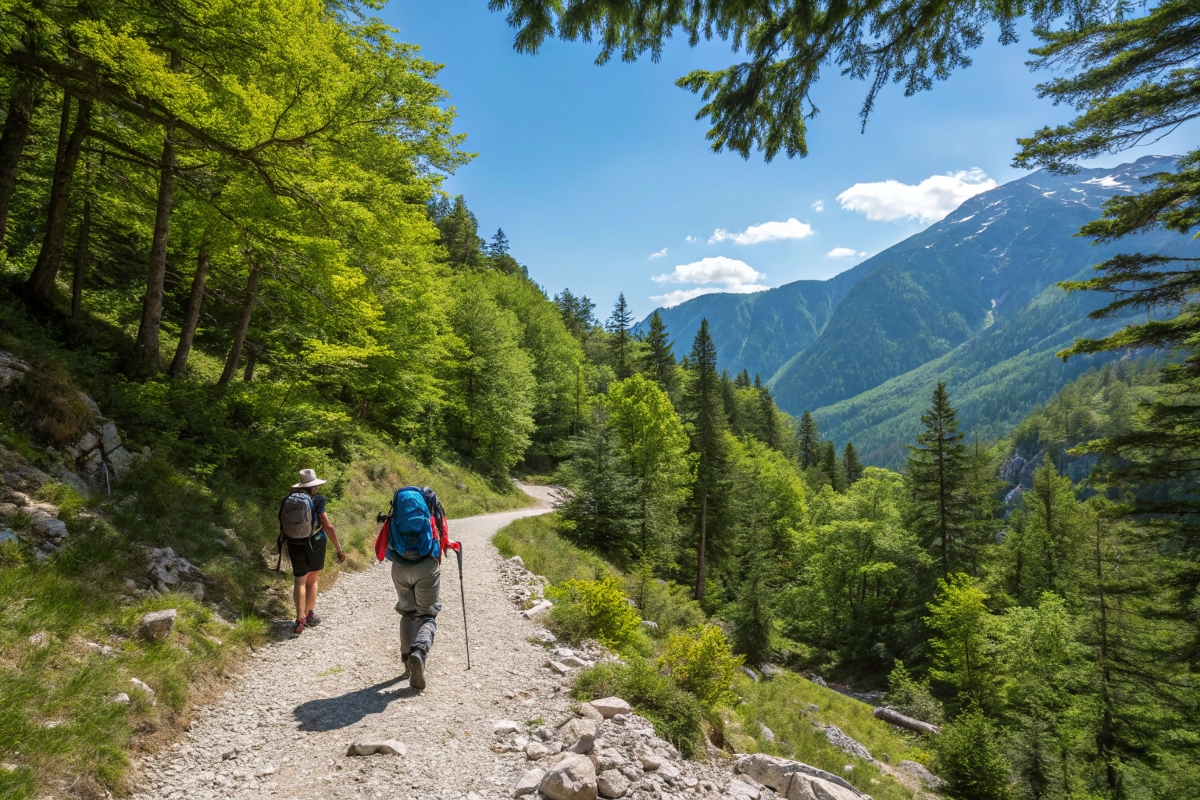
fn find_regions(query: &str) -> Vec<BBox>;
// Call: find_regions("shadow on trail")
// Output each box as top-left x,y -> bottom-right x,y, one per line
293,678 -> 416,731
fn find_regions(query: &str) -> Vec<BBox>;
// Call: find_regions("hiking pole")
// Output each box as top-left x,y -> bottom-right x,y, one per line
454,542 -> 471,670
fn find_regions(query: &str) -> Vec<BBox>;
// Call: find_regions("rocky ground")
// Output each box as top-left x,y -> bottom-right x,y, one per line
129,484 -> 881,800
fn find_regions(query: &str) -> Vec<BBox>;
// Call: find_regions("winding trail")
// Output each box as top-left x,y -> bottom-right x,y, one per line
133,484 -> 576,800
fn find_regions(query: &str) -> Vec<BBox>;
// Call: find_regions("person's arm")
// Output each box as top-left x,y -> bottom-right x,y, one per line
319,512 -> 346,563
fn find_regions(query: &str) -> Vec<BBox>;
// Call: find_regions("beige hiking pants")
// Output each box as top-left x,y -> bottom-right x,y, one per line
390,557 -> 441,657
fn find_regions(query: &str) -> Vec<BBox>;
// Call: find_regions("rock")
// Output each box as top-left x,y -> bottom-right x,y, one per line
807,703 -> 820,712
76,430 -> 100,454
130,678 -> 156,703
578,702 -> 604,721
726,778 -> 761,799
0,353 -> 31,390
255,766 -> 277,778
637,750 -> 663,771
736,754 -> 868,799
514,767 -> 545,797
80,394 -> 101,417
108,693 -> 130,705
656,761 -> 681,781
898,760 -> 943,789
824,725 -> 872,761
593,749 -> 628,772
135,609 -> 177,642
539,753 -> 598,800
181,581 -> 205,601
812,675 -> 828,687
509,555 -> 525,569
547,660 -> 572,675
29,631 -> 49,648
0,530 -> 16,545
589,697 -> 632,719
741,666 -> 760,682
348,740 -> 406,756
493,720 -> 521,736
759,722 -> 776,743
100,421 -> 121,455
525,742 -> 549,760
85,641 -> 115,657
107,446 -> 139,480
640,620 -> 658,631
32,514 -> 68,541
561,655 -> 592,668
523,600 -> 553,621
223,749 -> 239,760
81,450 -> 106,490
759,663 -> 784,679
597,768 -> 630,798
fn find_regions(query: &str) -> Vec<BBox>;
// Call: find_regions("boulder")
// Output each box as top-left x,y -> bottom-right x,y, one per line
759,722 -> 776,743
736,754 -> 868,799
597,768 -> 630,798
107,446 -> 139,480
538,753 -> 598,800
32,515 -> 68,542
561,655 -> 592,669
824,725 -> 872,761
726,778 -> 762,799
513,767 -> 544,797
348,740 -> 406,756
636,749 -> 663,771
0,529 -> 16,545
76,431 -> 100,455
130,678 -> 156,705
52,465 -> 90,498
100,421 -> 121,455
525,742 -> 549,760
523,600 -> 553,621
509,555 -> 525,569
578,702 -> 604,721
589,697 -> 632,719
547,660 -> 572,675
80,394 -> 101,417
640,620 -> 658,631
135,609 -> 177,642
898,760 -> 943,789
107,693 -> 130,705
493,720 -> 521,736
0,353 -> 30,390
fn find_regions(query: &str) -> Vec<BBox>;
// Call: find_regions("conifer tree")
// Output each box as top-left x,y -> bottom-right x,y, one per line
606,292 -> 634,379
554,288 -> 596,340
642,310 -> 676,393
907,382 -> 968,578
558,404 -> 640,559
683,318 -> 728,602
735,368 -> 751,388
435,195 -> 485,268
720,369 -> 738,429
821,439 -> 845,491
842,442 -> 863,484
758,383 -> 779,450
797,410 -> 820,469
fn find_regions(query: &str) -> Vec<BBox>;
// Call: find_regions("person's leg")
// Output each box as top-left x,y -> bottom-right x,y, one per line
293,576 -> 306,622
390,561 -> 418,658
304,571 -> 320,616
410,558 -> 442,656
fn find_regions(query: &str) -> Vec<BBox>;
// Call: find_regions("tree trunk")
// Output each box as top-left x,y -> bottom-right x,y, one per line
218,260 -> 261,386
873,706 -> 941,735
133,125 -> 176,372
24,92 -> 91,306
243,347 -> 257,381
70,193 -> 90,318
1094,517 -> 1121,798
168,245 -> 210,377
695,490 -> 708,602
0,73 -> 39,243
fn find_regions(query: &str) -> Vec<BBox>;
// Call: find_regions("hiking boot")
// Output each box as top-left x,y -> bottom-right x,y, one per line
407,650 -> 426,690
293,618 -> 305,635
305,610 -> 321,627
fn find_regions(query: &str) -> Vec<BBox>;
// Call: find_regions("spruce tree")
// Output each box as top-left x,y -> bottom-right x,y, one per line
557,405 -> 640,560
758,383 -> 779,450
642,310 -> 676,393
735,368 -> 751,388
907,382 -> 968,578
842,442 -> 864,484
797,410 -> 820,469
554,288 -> 596,340
606,292 -> 634,379
821,439 -> 845,491
684,318 -> 728,602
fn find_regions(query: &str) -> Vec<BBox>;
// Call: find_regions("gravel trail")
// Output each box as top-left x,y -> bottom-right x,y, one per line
132,484 -> 575,800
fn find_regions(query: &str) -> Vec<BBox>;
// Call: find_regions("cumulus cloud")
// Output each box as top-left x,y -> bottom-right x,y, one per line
649,247 -> 668,259
813,200 -> 825,212
709,218 -> 814,245
651,256 -> 768,307
837,168 -> 997,223
826,247 -> 858,259
685,235 -> 699,243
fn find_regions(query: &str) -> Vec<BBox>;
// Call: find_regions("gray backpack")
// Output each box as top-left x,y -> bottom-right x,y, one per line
279,492 -> 315,539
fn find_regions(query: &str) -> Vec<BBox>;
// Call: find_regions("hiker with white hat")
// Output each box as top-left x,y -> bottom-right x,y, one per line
277,468 -> 346,635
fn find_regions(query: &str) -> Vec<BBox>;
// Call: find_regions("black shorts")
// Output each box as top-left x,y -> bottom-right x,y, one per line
287,532 -> 327,578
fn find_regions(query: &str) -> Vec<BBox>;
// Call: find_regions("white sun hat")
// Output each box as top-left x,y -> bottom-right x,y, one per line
293,468 -> 327,489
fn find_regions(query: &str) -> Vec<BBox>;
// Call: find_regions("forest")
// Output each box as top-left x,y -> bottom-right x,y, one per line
0,1 -> 1197,800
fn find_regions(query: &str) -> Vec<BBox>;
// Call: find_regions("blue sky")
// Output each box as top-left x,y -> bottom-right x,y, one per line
385,2 -> 1195,321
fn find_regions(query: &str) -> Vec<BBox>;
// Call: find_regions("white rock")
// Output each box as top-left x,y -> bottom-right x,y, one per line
597,768 -> 630,798
526,742 -> 549,760
255,766 -> 276,778
493,720 -> 521,736
735,753 -> 867,799
108,693 -> 130,705
513,767 -> 544,797
726,777 -> 761,799
657,761 -> 681,781
348,740 -> 406,756
759,722 -> 776,742
136,609 -> 177,642
547,660 -> 572,675
100,421 -> 121,455
130,678 -> 156,704
561,655 -> 592,669
538,753 -> 598,800
523,600 -> 553,620
589,697 -> 632,719
509,555 -> 525,569
637,750 -> 663,771
578,702 -> 604,721
28,631 -> 49,648
85,641 -> 114,657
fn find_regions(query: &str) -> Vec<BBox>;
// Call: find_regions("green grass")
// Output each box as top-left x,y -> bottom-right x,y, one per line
727,671 -> 929,800
492,513 -> 617,585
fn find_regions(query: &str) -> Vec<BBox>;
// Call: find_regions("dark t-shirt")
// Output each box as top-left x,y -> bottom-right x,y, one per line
310,493 -> 327,532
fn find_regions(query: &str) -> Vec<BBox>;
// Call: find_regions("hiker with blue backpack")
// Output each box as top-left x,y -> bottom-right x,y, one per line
374,485 -> 459,690
278,469 -> 346,635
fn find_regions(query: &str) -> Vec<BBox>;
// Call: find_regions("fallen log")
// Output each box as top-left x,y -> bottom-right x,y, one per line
873,706 -> 941,735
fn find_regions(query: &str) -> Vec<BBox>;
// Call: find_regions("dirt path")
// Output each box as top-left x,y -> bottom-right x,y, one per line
133,484 -> 575,800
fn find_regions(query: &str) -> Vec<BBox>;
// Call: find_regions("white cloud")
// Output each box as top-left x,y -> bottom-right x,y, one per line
651,256 -> 769,307
812,200 -> 825,212
826,247 -> 858,259
649,247 -> 668,259
685,235 -> 699,243
709,218 -> 814,245
837,168 -> 997,223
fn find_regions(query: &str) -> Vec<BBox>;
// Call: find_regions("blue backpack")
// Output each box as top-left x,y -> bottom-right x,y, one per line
386,486 -> 440,562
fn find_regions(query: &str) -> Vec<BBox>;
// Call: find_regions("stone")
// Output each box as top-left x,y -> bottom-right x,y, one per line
76,431 -> 100,454
348,740 -> 406,756
130,678 -> 156,704
759,663 -> 784,679
32,515 -> 68,541
589,697 -> 632,719
181,581 -> 205,601
0,530 -> 16,545
824,725 -> 872,761
51,465 -> 90,498
493,720 -> 521,735
80,394 -> 101,417
735,754 -> 867,800
578,703 -> 604,721
223,749 -> 239,760
561,655 -> 592,669
898,760 -> 943,789
108,693 -> 130,705
523,600 -> 553,621
539,753 -> 598,800
597,769 -> 630,798
509,555 -> 525,569
741,666 -> 760,682
525,742 -> 549,760
759,722 -> 776,742
136,609 -> 177,642
100,421 -> 121,455
726,778 -> 761,799
255,766 -> 276,778
637,750 -> 663,771
29,631 -> 49,648
513,767 -> 544,797
639,620 -> 658,631
85,641 -> 115,657
149,564 -> 180,587
656,761 -> 680,781
547,660 -> 572,675
107,446 -> 139,480
593,749 -> 628,772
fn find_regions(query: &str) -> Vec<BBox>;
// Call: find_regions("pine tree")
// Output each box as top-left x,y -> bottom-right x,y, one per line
642,310 -> 676,393
720,369 -> 738,429
907,382 -> 968,578
435,195 -> 485,269
557,405 -> 640,559
684,318 -> 729,602
735,369 -> 751,388
606,292 -> 634,379
554,288 -> 596,340
758,383 -> 779,450
821,439 -> 845,491
842,442 -> 863,484
797,410 -> 820,469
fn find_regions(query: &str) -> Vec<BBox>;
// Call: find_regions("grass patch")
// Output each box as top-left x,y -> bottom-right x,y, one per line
574,657 -> 704,758
492,513 -> 616,585
727,671 -> 926,800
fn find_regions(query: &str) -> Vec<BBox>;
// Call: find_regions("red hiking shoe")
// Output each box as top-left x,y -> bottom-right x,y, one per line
293,618 -> 305,635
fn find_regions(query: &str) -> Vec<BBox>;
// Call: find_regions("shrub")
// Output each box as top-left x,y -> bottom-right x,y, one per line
573,656 -> 704,757
660,625 -> 743,713
933,709 -> 1013,800
627,569 -> 705,636
885,660 -> 944,725
548,577 -> 648,654
0,538 -> 23,567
